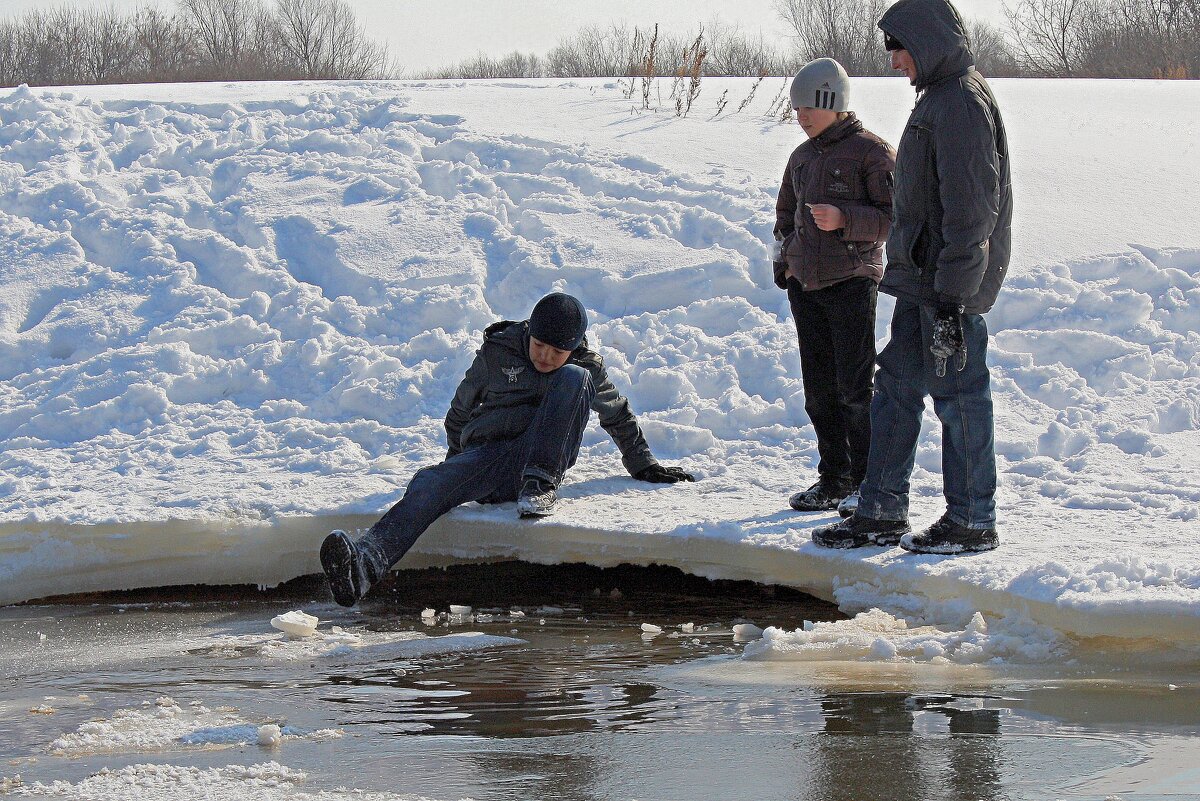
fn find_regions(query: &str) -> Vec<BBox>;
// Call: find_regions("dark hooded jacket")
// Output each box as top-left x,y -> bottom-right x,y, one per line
774,113 -> 897,292
444,320 -> 657,476
878,0 -> 1013,314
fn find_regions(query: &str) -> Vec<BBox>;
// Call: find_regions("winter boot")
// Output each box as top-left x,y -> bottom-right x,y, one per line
517,476 -> 558,518
837,490 -> 860,519
900,515 -> 999,554
320,530 -> 377,607
789,479 -> 852,512
811,514 -> 910,549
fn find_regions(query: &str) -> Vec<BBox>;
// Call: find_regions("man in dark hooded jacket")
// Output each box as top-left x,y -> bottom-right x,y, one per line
812,0 -> 1012,554
319,292 -> 695,607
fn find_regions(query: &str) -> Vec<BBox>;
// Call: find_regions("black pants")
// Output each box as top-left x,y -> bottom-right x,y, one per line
787,276 -> 877,487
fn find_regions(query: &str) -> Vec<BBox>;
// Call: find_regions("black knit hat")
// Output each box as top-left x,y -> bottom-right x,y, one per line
528,292 -> 588,351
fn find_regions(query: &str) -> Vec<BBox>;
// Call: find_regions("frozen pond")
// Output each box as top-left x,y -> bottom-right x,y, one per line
1,563 -> 1197,800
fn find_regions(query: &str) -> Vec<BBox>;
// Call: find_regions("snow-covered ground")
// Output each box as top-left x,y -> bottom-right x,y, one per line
1,77 -> 1198,656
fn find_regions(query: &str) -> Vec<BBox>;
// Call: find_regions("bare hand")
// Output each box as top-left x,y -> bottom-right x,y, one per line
807,203 -> 846,232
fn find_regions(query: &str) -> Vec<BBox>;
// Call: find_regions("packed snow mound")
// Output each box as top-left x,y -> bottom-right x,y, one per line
180,628 -> 524,663
743,608 -> 1066,665
0,85 -> 778,526
46,696 -> 340,757
1,761 -> 459,800
0,80 -> 1198,651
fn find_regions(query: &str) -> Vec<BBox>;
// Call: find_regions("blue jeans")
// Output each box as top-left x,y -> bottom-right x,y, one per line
358,363 -> 596,574
857,299 -> 997,529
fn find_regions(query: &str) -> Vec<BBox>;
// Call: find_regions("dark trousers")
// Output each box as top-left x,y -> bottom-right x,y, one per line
788,276 -> 878,486
357,363 -> 596,575
857,298 -> 998,528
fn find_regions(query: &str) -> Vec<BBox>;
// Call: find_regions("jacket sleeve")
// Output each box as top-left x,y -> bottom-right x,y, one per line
444,349 -> 488,457
774,152 -> 798,241
587,358 -> 657,476
841,142 -> 896,244
933,98 -> 1002,305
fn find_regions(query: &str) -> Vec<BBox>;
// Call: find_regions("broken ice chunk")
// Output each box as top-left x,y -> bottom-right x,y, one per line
448,605 -> 472,616
641,623 -> 663,634
681,623 -> 695,633
257,724 -> 282,747
420,608 -> 437,619
270,610 -> 319,638
732,623 -> 764,641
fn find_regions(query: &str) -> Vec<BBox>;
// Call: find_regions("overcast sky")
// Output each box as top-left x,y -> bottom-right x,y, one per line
0,0 -> 1007,75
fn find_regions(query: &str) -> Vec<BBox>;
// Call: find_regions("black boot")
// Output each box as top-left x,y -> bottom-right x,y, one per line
901,515 -> 999,554
789,479 -> 852,512
517,476 -> 557,517
837,490 -> 860,519
811,514 -> 910,549
320,530 -> 380,607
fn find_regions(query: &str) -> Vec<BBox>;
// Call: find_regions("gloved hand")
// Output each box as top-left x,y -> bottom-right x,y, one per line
769,239 -> 788,290
773,262 -> 788,290
930,302 -> 967,378
634,464 -> 696,483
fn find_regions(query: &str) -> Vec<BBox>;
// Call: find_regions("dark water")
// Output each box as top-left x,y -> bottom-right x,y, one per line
1,563 -> 1198,800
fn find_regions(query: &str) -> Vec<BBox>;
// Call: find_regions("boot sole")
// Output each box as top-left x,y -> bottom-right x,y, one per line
899,533 -> 999,554
518,507 -> 554,518
790,500 -> 840,512
320,531 -> 360,607
811,534 -> 870,549
813,524 -> 909,549
869,530 -> 906,547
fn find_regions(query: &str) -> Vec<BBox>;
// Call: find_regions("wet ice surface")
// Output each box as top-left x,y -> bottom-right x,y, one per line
1,564 -> 1199,801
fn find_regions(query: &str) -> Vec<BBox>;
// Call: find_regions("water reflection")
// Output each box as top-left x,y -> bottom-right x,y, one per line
801,694 -> 1006,801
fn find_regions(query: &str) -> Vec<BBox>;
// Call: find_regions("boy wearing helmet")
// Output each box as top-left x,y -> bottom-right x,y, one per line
772,58 -> 896,514
319,292 -> 694,607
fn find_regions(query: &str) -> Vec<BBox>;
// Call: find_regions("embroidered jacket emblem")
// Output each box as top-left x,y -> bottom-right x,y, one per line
502,366 -> 525,383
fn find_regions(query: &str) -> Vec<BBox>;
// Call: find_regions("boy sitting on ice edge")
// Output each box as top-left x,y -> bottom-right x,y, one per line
320,292 -> 695,607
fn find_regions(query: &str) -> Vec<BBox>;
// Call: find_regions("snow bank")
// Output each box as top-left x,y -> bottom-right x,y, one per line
2,761 -> 454,800
46,696 -> 340,757
180,627 -> 523,663
743,608 -> 1066,665
1,79 -> 1198,655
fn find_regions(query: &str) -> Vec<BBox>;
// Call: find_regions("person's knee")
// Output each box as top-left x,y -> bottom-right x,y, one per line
557,362 -> 589,384
555,363 -> 594,397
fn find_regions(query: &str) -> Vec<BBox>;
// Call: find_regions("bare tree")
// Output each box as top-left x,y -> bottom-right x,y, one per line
704,18 -> 793,76
1076,0 -> 1198,76
967,19 -> 1022,76
131,6 -> 197,82
179,0 -> 262,77
81,7 -> 138,84
432,50 -> 543,79
546,24 -> 642,77
1005,0 -> 1093,75
773,0 -> 891,76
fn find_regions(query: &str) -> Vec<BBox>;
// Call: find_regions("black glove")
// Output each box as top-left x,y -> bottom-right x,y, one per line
930,302 -> 967,378
769,239 -> 788,290
634,464 -> 696,484
773,261 -> 788,290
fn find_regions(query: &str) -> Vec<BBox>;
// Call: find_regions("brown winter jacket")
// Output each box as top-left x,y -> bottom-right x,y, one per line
774,113 -> 896,292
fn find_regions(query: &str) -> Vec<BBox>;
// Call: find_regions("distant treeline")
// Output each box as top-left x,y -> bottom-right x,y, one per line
0,0 -> 391,86
435,0 -> 1199,80
0,0 -> 1195,88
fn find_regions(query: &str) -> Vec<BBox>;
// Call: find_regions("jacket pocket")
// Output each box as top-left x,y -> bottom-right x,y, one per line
821,157 -> 861,202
